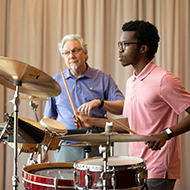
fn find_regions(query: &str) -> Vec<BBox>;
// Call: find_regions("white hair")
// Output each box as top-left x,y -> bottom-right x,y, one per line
58,34 -> 88,60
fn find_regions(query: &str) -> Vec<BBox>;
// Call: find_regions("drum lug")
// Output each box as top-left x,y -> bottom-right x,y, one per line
73,169 -> 78,186
85,173 -> 91,188
54,177 -> 59,189
111,172 -> 117,188
135,170 -> 145,186
101,171 -> 111,180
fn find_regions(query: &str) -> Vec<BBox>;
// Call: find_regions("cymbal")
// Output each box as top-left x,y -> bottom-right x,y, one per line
0,56 -> 61,97
20,95 -> 49,101
63,142 -> 107,147
60,133 -> 159,143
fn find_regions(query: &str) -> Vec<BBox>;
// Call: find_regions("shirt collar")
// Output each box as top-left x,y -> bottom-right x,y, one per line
132,60 -> 156,81
65,63 -> 92,79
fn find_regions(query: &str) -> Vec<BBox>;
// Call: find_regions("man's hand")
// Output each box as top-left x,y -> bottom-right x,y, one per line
73,111 -> 93,128
145,132 -> 168,150
77,99 -> 101,116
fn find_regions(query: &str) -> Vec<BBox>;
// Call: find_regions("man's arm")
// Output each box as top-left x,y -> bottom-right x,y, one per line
78,99 -> 124,116
146,106 -> 190,150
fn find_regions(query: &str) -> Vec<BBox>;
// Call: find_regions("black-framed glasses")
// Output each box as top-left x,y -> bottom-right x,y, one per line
62,48 -> 82,56
118,41 -> 139,50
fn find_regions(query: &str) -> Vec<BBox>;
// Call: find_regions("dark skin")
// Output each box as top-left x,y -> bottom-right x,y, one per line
146,107 -> 190,150
75,30 -> 190,151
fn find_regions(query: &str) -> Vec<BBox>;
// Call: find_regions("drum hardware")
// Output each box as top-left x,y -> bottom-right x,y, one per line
27,151 -> 38,165
83,145 -> 93,159
29,100 -> 39,122
111,168 -> 116,189
98,122 -> 114,190
0,113 -> 14,143
42,129 -> 63,153
0,56 -> 61,190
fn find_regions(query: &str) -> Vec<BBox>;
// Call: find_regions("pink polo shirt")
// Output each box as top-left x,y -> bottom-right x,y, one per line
123,61 -> 190,179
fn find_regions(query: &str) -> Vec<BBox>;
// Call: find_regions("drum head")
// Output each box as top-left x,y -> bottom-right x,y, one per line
19,117 -> 44,131
75,156 -> 145,171
40,118 -> 67,133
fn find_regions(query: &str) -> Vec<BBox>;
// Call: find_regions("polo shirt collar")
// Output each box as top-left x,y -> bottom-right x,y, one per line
132,60 -> 156,81
65,63 -> 92,79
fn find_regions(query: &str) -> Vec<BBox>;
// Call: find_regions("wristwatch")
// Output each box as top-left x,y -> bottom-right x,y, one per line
98,99 -> 104,109
163,128 -> 173,140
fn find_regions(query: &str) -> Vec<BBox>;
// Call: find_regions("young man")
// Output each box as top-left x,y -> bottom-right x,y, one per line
75,20 -> 190,190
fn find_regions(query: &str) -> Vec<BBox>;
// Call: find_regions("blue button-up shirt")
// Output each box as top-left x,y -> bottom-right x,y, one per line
44,64 -> 124,130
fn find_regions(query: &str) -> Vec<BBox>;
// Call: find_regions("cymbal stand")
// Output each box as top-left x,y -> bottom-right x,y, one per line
83,145 -> 92,159
9,80 -> 22,190
99,137 -> 110,190
99,122 -> 114,190
29,100 -> 39,122
29,100 -> 42,163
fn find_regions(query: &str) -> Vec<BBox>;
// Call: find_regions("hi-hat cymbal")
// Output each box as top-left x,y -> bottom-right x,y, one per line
0,56 -> 61,97
20,95 -> 49,101
60,133 -> 159,143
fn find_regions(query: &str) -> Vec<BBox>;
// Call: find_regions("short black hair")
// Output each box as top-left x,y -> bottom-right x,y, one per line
122,20 -> 160,60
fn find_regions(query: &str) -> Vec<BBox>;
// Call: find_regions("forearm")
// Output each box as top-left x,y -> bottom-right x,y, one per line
102,100 -> 124,115
170,113 -> 190,137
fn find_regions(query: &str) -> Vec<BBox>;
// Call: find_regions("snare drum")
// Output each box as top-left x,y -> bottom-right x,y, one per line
22,162 -> 75,190
74,156 -> 147,190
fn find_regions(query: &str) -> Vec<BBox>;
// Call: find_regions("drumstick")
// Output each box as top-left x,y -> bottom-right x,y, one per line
105,114 -> 138,135
60,69 -> 82,129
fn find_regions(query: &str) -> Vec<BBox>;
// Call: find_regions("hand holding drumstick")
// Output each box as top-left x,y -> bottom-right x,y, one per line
60,69 -> 82,129
105,114 -> 138,135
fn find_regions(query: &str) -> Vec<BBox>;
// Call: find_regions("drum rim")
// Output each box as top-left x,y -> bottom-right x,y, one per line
74,156 -> 146,171
22,162 -> 75,188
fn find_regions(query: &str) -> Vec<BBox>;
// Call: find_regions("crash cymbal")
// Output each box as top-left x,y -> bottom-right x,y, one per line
60,133 -> 159,143
20,95 -> 49,101
0,56 -> 61,97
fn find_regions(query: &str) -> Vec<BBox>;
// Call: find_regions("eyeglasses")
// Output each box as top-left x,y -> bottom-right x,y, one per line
62,48 -> 82,56
118,41 -> 139,50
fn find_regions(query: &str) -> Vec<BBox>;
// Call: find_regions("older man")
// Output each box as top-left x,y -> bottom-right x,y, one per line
43,34 -> 124,162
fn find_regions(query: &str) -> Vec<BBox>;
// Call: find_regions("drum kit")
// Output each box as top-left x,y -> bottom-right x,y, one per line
0,56 -> 158,190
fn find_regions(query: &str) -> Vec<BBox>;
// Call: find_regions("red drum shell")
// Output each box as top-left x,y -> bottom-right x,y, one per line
22,162 -> 75,190
74,156 -> 147,189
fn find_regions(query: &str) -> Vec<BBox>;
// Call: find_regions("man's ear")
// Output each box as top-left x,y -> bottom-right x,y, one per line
140,45 -> 149,53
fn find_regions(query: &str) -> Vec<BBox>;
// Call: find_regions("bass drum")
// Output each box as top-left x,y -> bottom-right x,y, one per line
74,156 -> 147,190
22,162 -> 75,190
